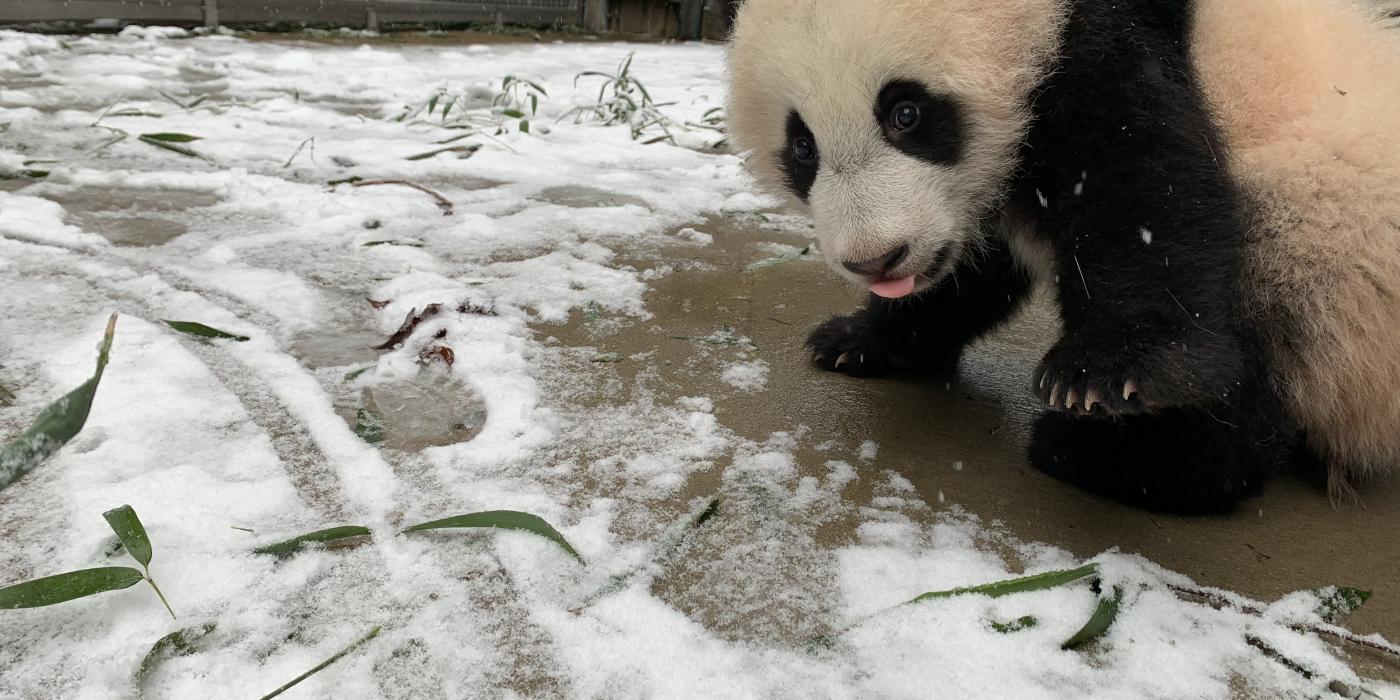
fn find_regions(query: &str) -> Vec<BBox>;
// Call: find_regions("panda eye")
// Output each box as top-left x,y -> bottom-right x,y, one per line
890,101 -> 920,131
792,135 -> 817,164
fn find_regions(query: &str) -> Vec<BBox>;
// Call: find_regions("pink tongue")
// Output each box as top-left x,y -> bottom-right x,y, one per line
869,275 -> 917,299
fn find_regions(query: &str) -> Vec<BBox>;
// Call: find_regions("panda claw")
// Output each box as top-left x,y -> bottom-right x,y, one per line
834,352 -> 850,369
1085,388 -> 1102,412
1123,378 -> 1140,401
1065,388 -> 1079,410
1049,383 -> 1062,407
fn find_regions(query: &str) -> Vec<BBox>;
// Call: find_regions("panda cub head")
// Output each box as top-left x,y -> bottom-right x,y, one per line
727,0 -> 1067,297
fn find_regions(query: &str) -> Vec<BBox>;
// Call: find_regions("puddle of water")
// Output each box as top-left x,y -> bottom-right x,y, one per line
45,187 -> 221,213
345,372 -> 488,453
42,187 -> 221,247
291,327 -> 384,370
537,185 -> 650,210
79,214 -> 188,247
300,96 -> 386,119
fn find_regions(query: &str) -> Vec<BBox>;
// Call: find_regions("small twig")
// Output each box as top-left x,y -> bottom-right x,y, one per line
90,94 -> 128,126
259,627 -> 382,700
350,179 -> 454,216
1247,636 -> 1370,698
1170,584 -> 1400,661
283,137 -> 316,168
145,575 -> 177,620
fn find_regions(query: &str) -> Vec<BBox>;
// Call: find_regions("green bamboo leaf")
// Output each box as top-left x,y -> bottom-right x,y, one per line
354,408 -> 384,444
140,132 -> 202,143
745,245 -> 812,272
519,119 -> 530,134
402,510 -> 584,564
139,136 -> 201,158
162,320 -> 250,342
1062,586 -> 1125,649
100,503 -> 175,619
1314,586 -> 1372,623
0,382 -> 15,407
362,240 -> 425,248
0,566 -> 144,608
108,109 -> 163,118
404,145 -> 478,161
0,314 -> 117,492
427,94 -> 440,115
991,615 -> 1038,634
254,526 -> 372,557
136,623 -> 217,697
259,627 -> 381,700
103,505 -> 153,569
343,367 -> 372,382
501,109 -> 525,119
907,563 -> 1099,604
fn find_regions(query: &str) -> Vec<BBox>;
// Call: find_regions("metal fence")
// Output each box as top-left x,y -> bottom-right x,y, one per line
0,0 -> 582,29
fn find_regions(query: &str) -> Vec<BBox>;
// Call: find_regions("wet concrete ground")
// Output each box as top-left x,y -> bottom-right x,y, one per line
23,169 -> 1398,676
545,211 -> 1400,656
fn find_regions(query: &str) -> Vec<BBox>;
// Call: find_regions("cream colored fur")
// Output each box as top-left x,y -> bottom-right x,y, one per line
1194,0 -> 1400,494
727,0 -> 1067,288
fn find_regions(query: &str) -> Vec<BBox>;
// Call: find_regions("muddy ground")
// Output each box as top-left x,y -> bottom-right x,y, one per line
543,210 -> 1400,654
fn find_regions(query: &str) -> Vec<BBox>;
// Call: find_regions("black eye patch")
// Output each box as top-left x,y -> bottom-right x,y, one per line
779,111 -> 819,201
875,80 -> 964,165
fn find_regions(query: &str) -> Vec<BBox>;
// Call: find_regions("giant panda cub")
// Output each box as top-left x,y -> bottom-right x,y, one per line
726,0 -> 1400,512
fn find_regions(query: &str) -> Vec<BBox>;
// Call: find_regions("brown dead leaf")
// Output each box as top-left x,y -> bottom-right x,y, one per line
373,303 -> 443,351
418,346 -> 455,367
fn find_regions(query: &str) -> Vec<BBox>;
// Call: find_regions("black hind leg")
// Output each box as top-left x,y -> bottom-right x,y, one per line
807,239 -> 1032,377
1029,406 -> 1293,514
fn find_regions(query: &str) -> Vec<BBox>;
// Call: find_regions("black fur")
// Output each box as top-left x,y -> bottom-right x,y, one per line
804,0 -> 1300,512
780,111 -> 819,201
875,80 -> 965,166
807,237 -> 1032,377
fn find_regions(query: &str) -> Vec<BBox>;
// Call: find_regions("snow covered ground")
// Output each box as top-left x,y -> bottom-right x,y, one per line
0,28 -> 1395,699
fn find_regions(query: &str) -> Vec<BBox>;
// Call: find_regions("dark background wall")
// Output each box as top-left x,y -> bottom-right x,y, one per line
0,0 -> 740,39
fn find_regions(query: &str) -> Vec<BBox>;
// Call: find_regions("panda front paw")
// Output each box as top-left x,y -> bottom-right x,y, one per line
1033,329 -> 1241,416
805,312 -> 958,378
806,314 -> 904,377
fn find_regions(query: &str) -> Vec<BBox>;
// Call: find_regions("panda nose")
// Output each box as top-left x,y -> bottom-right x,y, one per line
843,244 -> 910,277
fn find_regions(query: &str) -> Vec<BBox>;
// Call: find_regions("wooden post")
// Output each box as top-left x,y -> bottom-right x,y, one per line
677,0 -> 704,40
202,0 -> 219,28
366,2 -> 379,32
583,0 -> 609,32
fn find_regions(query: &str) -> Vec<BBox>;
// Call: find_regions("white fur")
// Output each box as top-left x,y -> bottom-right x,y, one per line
727,0 -> 1067,288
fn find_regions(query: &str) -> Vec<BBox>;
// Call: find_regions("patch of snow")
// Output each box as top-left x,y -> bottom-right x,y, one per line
721,360 -> 769,392
858,440 -> 879,461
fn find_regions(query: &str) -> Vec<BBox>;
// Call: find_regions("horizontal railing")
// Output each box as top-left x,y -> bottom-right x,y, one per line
0,0 -> 582,28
